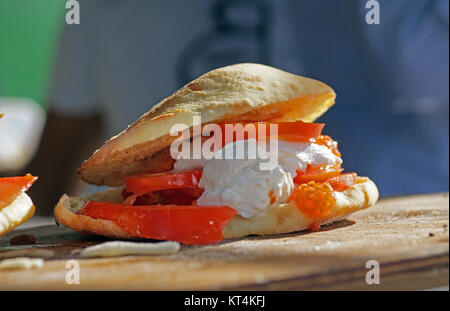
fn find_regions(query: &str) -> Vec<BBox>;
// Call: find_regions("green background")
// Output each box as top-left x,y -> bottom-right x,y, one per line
0,0 -> 66,109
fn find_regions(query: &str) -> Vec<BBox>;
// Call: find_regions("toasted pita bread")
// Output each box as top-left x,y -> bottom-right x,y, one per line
79,63 -> 336,186
54,178 -> 378,241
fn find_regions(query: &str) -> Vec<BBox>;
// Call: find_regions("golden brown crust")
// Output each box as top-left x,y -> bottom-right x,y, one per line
78,63 -> 335,186
54,192 -> 133,239
53,179 -> 379,242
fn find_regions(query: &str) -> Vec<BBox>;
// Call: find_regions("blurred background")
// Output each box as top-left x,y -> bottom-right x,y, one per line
0,0 -> 448,216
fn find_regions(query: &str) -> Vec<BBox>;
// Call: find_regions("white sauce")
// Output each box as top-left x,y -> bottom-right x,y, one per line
277,140 -> 342,177
174,139 -> 341,219
197,140 -> 293,219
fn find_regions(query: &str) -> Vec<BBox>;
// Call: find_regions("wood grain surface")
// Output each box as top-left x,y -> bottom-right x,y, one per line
0,193 -> 448,290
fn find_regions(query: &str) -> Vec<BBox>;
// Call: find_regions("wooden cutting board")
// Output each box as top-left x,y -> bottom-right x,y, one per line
0,193 -> 448,290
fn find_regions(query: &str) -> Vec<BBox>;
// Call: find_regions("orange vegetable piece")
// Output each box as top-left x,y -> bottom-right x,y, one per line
291,181 -> 336,221
294,164 -> 343,184
313,135 -> 341,157
0,174 -> 37,209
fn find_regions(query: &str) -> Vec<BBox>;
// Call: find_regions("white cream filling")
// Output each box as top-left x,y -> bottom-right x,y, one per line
276,140 -> 342,177
174,139 -> 342,219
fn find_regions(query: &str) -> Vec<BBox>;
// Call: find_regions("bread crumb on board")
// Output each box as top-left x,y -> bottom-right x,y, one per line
78,241 -> 180,258
10,234 -> 36,245
0,257 -> 44,271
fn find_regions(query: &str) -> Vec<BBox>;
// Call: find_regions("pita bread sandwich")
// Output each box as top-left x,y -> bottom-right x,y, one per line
54,63 -> 378,245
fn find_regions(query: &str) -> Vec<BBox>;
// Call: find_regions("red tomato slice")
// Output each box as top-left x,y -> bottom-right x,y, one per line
123,188 -> 204,206
78,201 -> 237,245
327,173 -> 357,191
124,170 -> 202,194
293,164 -> 343,184
123,193 -> 160,205
216,120 -> 324,146
0,174 -> 38,209
157,188 -> 204,205
275,121 -> 324,143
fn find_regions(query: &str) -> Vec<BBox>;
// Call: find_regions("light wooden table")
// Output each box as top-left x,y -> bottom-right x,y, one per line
0,193 -> 448,290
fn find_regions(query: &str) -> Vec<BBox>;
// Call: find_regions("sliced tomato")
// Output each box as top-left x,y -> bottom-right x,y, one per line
158,188 -> 204,205
293,164 -> 343,184
123,188 -> 204,206
0,174 -> 38,209
124,170 -> 202,194
216,120 -> 324,146
275,121 -> 324,143
327,173 -> 357,191
78,201 -> 237,245
123,192 -> 160,205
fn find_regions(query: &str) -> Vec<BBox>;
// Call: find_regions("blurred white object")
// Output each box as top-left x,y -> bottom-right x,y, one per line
0,97 -> 46,172
79,241 -> 180,257
0,257 -> 44,271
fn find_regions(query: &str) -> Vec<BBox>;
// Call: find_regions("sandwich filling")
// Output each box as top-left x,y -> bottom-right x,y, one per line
174,138 -> 341,219
77,121 -> 359,245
